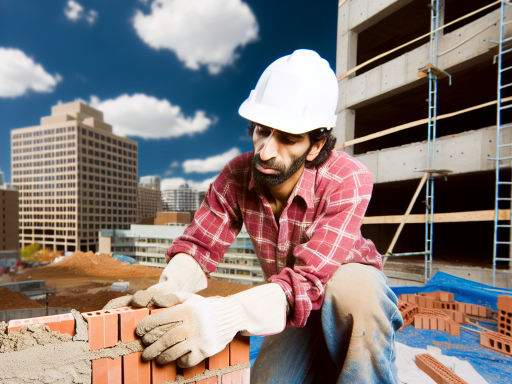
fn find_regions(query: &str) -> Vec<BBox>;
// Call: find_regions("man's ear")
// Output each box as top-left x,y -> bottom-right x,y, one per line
306,138 -> 327,162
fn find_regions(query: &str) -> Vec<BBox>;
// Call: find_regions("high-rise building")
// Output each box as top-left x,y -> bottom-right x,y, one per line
0,168 -> 5,187
139,175 -> 160,190
0,185 -> 19,252
137,187 -> 163,223
162,183 -> 199,212
11,101 -> 138,253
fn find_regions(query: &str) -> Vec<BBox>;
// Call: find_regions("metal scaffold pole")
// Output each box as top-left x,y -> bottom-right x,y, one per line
424,0 -> 441,282
492,0 -> 512,287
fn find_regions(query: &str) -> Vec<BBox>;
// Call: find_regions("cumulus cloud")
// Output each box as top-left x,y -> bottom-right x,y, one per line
161,175 -> 217,191
64,0 -> 98,25
0,47 -> 62,98
183,147 -> 240,174
133,0 -> 259,74
89,93 -> 213,139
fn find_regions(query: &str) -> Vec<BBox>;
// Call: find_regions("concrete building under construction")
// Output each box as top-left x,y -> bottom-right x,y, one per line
334,0 -> 512,287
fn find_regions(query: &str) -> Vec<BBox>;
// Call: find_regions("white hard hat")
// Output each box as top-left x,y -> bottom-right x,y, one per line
239,49 -> 338,135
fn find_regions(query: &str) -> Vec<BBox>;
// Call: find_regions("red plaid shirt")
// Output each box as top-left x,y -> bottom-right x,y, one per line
166,150 -> 382,328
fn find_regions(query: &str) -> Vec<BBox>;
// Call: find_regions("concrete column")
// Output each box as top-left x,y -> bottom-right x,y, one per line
336,1 -> 358,157
333,109 -> 356,156
336,1 -> 358,79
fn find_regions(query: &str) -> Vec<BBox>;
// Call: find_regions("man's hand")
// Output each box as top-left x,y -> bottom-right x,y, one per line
134,283 -> 288,367
102,253 -> 208,310
102,282 -> 180,310
136,292 -> 245,367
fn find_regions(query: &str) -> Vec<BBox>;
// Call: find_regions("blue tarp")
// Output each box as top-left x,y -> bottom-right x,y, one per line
249,272 -> 512,383
113,255 -> 137,264
390,271 -> 512,310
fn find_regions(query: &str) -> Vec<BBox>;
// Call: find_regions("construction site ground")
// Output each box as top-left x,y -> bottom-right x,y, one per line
0,252 -> 251,313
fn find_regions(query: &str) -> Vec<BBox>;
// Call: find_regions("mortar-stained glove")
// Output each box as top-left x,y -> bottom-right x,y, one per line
102,253 -> 208,310
135,283 -> 287,367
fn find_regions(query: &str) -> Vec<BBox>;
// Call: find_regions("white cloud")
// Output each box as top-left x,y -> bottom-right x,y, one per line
0,47 -> 62,98
161,175 -> 217,191
64,1 -> 98,25
89,93 -> 213,139
170,161 -> 180,168
133,0 -> 259,74
183,147 -> 240,174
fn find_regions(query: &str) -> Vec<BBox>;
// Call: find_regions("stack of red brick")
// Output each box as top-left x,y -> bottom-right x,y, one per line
7,307 -> 251,383
479,295 -> 512,357
398,291 -> 496,336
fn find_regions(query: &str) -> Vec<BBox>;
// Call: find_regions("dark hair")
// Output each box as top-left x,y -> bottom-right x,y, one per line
247,122 -> 336,168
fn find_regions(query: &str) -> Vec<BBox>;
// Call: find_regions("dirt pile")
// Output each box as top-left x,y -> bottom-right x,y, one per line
0,288 -> 45,311
18,251 -> 162,279
38,290 -> 133,313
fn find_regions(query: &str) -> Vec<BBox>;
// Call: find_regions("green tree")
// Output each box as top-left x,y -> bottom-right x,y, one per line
20,244 -> 41,263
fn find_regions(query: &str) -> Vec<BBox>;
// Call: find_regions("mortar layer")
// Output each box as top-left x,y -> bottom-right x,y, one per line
0,322 -> 72,353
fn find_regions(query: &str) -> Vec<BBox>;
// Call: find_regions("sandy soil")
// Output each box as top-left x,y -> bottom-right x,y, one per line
1,251 -> 252,313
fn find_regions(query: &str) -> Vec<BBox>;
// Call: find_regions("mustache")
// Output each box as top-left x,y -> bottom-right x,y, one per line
253,153 -> 283,172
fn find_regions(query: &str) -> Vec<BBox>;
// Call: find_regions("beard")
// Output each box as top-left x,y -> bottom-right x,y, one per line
252,149 -> 309,188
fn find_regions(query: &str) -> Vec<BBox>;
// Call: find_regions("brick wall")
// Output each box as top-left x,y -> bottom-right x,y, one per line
4,306 -> 250,383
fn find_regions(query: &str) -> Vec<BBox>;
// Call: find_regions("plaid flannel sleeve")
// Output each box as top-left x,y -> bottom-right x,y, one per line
166,166 -> 243,274
268,169 -> 377,328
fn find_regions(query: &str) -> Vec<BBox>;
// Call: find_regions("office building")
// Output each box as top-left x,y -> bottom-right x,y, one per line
137,186 -> 163,223
100,224 -> 264,285
11,101 -> 138,253
162,183 -> 199,212
139,175 -> 160,190
0,185 -> 19,252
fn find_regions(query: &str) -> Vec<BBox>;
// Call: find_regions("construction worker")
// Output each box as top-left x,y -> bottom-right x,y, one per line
105,49 -> 402,383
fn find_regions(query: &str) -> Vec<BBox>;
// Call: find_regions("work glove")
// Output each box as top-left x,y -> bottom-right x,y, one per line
102,253 -> 208,310
135,283 -> 287,367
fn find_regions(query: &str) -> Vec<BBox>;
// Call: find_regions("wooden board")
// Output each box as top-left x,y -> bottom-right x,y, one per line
363,209 -> 511,224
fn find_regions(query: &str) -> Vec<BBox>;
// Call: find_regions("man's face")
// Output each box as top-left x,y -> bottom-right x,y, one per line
252,123 -> 311,187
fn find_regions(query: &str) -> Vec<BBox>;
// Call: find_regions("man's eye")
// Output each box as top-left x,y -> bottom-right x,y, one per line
281,137 -> 296,145
257,126 -> 271,136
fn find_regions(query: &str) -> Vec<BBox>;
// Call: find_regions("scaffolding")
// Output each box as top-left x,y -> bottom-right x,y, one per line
492,0 -> 512,286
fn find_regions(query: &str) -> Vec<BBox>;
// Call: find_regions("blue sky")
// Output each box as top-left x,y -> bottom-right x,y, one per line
0,0 -> 337,190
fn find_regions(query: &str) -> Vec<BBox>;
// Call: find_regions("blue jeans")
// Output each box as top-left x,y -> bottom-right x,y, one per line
251,263 -> 403,384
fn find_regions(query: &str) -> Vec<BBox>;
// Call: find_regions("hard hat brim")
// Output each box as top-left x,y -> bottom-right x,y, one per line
239,99 -> 335,135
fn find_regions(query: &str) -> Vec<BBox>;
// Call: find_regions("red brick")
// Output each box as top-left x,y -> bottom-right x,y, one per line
123,352 -> 150,384
151,361 -> 177,384
116,307 -> 150,343
59,313 -> 76,336
480,331 -> 512,356
445,320 -> 460,336
92,357 -> 122,384
441,309 -> 464,324
183,360 -> 206,380
498,295 -> 512,313
8,315 -> 62,334
222,368 -> 250,384
436,317 -> 445,332
229,333 -> 250,366
197,377 -> 217,384
414,315 -> 422,329
439,292 -> 454,302
415,353 -> 468,384
81,310 -> 119,350
207,345 -> 230,370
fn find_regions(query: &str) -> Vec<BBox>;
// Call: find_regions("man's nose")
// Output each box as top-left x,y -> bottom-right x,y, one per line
260,129 -> 278,161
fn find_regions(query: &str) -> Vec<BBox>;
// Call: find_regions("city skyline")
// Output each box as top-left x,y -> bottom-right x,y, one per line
0,0 -> 337,191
